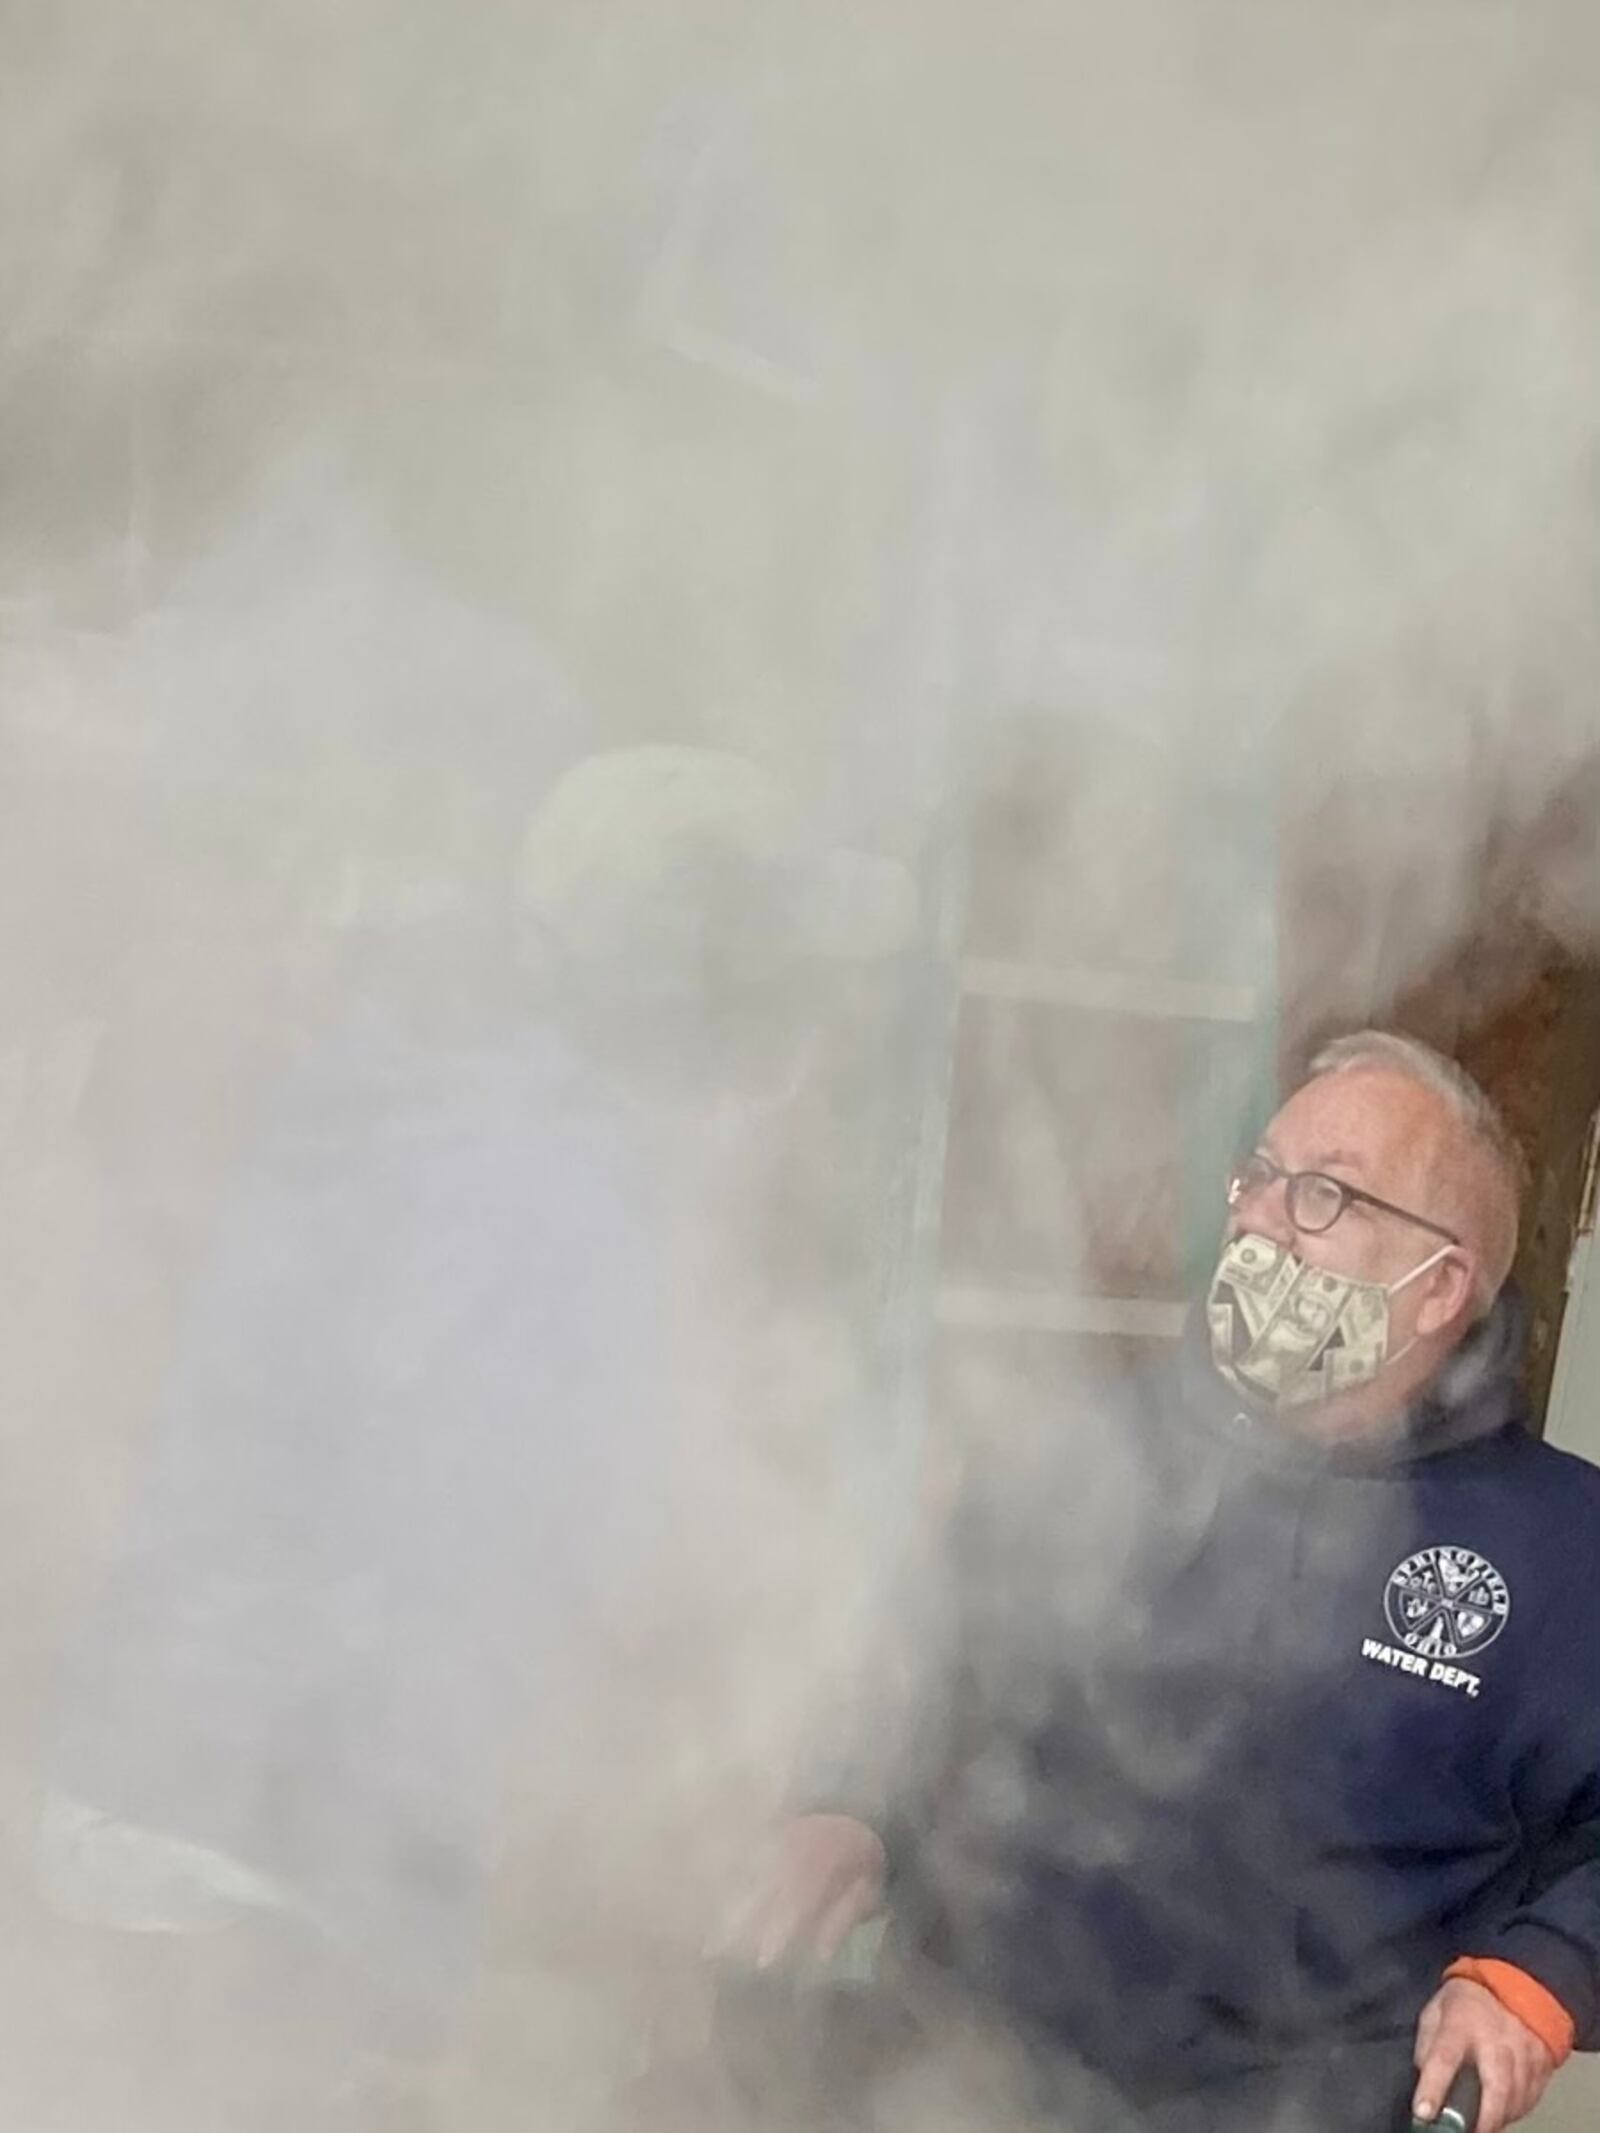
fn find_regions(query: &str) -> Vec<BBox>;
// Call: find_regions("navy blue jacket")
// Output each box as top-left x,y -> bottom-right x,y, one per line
860,1298 -> 1600,2094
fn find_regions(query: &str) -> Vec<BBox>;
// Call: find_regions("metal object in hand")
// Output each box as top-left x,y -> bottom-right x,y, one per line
1412,2063 -> 1482,2133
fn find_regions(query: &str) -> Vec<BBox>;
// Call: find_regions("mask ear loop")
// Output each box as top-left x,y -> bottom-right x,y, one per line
1386,1241 -> 1457,1299
1381,1242 -> 1463,1370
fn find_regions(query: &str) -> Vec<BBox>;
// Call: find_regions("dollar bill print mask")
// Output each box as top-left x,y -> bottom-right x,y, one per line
1207,1232 -> 1455,1410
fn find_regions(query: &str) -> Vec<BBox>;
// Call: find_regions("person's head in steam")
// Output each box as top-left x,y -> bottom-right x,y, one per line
1211,1031 -> 1523,1437
515,745 -> 914,1106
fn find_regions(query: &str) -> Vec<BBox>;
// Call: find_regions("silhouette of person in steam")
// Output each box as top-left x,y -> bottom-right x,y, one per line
42,745 -> 913,2119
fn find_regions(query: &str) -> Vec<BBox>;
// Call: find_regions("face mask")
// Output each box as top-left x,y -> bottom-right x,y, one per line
1206,1231 -> 1454,1411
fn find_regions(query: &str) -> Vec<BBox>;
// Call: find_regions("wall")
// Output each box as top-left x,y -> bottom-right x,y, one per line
1526,1205 -> 1600,2126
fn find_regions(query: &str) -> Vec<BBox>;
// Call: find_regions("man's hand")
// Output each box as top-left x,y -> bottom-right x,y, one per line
1413,1979 -> 1557,2133
722,1813 -> 888,1969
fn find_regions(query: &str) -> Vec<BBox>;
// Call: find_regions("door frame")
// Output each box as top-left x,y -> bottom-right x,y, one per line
1543,1107 -> 1600,1457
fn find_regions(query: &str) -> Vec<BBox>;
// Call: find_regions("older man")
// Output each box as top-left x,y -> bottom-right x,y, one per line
743,1032 -> 1600,2133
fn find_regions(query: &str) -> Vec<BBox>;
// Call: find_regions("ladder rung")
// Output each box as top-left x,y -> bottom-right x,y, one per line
960,958 -> 1258,1023
938,1286 -> 1188,1339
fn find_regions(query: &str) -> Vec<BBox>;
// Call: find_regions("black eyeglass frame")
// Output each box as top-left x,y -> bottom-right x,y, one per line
1225,1152 -> 1462,1247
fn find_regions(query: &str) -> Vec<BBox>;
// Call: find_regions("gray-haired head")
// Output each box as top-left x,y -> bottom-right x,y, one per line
1304,1029 -> 1523,1306
516,746 -> 916,978
515,746 -> 917,1105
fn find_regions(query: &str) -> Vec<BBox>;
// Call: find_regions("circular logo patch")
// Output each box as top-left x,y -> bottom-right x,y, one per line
1385,1545 -> 1510,1659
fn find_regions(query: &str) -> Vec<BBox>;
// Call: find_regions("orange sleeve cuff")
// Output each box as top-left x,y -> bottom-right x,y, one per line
1444,1957 -> 1576,2066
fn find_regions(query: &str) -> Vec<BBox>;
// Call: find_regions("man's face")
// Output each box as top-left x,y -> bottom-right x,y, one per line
1226,1067 -> 1464,1351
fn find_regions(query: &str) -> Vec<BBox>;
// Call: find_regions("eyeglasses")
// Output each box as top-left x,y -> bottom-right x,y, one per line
1225,1152 -> 1461,1245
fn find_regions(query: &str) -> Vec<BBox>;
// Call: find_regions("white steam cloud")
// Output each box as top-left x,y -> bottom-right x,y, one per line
2,3 -> 1598,2128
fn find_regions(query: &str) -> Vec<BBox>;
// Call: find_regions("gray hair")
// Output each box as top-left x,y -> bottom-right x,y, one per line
1305,1028 -> 1525,1299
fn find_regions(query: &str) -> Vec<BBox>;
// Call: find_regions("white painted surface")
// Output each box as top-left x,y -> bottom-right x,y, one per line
1527,2059 -> 1600,2133
1525,1206 -> 1600,2128
1545,1152 -> 1600,1464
